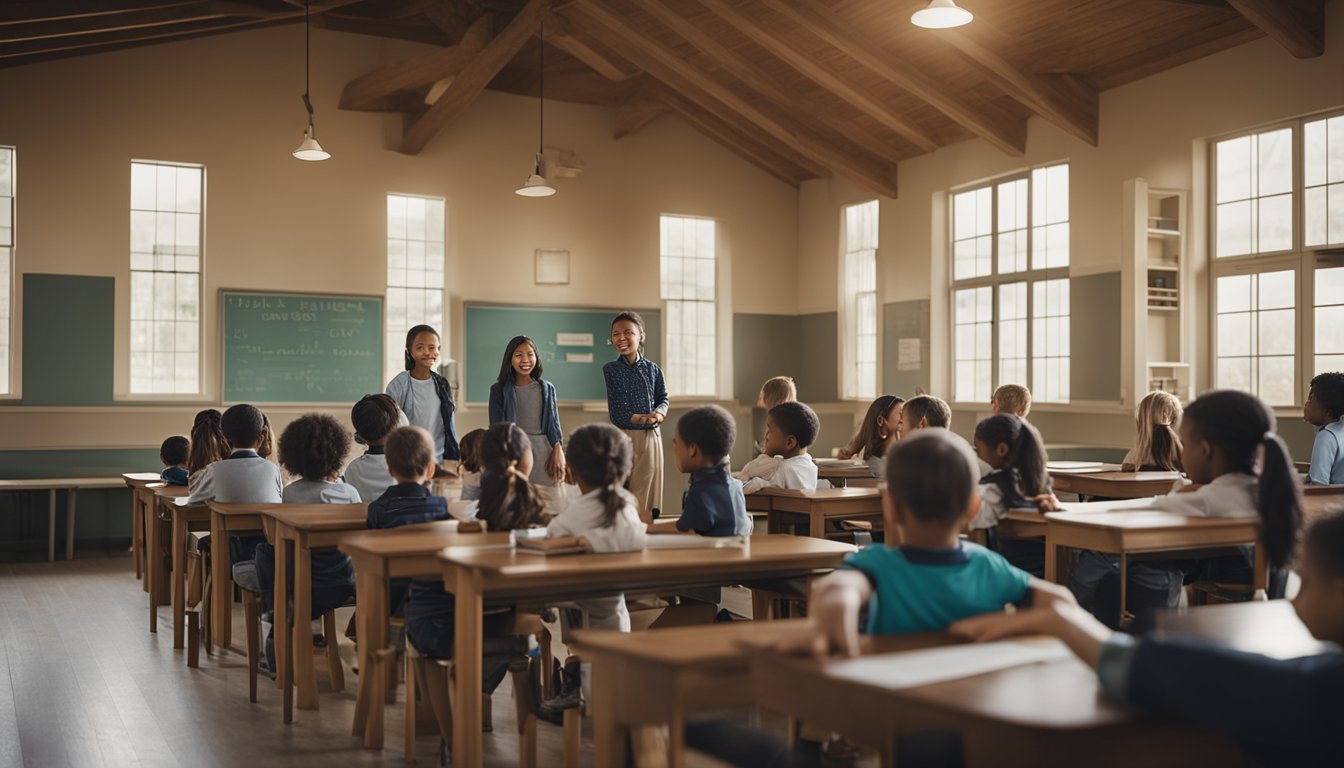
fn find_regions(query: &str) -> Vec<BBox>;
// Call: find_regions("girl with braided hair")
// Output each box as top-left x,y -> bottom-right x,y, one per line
473,422 -> 547,532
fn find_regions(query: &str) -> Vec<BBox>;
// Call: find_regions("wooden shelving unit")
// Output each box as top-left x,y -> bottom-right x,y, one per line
1122,180 -> 1191,404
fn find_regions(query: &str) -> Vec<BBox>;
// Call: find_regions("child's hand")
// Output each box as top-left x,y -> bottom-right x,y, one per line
1120,462 -> 1137,472
546,446 -> 566,484
774,577 -> 865,657
836,448 -> 855,460
950,606 -> 1057,643
1029,493 -> 1062,512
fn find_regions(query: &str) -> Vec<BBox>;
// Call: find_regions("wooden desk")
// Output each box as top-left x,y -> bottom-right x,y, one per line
439,535 -> 855,767
0,476 -> 129,561
1303,485 -> 1344,523
339,522 -> 507,748
746,487 -> 883,538
205,501 -> 283,651
146,484 -> 189,634
814,460 -> 875,488
163,491 -> 211,652
122,472 -> 163,584
1048,466 -> 1181,500
1153,600 -> 1333,659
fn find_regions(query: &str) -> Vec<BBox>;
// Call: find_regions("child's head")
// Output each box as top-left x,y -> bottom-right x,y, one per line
673,405 -> 736,473
404,324 -> 441,372
1293,507 -> 1344,643
1305,372 -> 1344,427
278,413 -> 351,482
188,409 -> 231,473
883,429 -> 981,532
352,393 -> 400,446
459,429 -> 486,474
160,436 -> 189,468
1181,390 -> 1302,569
973,414 -> 1050,496
757,376 -> 797,410
991,384 -> 1031,418
566,424 -> 636,529
1134,391 -> 1184,472
897,395 -> 951,438
384,426 -> 436,483
221,404 -> 267,451
498,335 -> 542,385
857,395 -> 905,459
762,401 -> 819,458
478,422 -> 545,531
610,311 -> 647,359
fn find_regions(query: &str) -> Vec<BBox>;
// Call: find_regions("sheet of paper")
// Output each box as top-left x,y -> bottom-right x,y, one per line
1059,498 -> 1160,513
556,332 -> 593,347
824,638 -> 1074,690
565,352 -> 594,363
1046,461 -> 1105,472
897,338 -> 921,371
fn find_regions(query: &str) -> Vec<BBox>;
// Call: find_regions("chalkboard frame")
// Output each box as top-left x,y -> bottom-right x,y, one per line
219,288 -> 385,406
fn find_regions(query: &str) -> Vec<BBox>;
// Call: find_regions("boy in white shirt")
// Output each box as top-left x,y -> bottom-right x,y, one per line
737,402 -> 820,495
344,394 -> 407,505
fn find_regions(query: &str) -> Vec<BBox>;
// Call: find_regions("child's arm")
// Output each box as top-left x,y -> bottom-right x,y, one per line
646,519 -> 694,535
1308,427 -> 1339,485
1024,577 -> 1076,609
774,570 -> 872,657
951,599 -> 1110,667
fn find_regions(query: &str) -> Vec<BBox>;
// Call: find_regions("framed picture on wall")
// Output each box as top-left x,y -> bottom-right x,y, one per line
535,248 -> 570,285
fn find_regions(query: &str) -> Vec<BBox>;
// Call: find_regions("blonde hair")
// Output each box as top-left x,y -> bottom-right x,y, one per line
1132,391 -> 1184,472
992,384 -> 1032,417
759,376 -> 797,409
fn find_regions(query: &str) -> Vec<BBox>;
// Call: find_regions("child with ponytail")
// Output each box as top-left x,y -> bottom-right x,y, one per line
969,414 -> 1059,576
187,408 -> 231,476
473,422 -> 548,532
1121,391 -> 1184,472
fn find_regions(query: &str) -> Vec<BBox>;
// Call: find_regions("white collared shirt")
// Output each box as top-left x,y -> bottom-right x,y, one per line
1148,472 -> 1258,519
740,453 -> 819,495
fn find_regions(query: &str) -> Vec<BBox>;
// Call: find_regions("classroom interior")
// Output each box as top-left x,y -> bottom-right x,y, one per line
1,0 -> 1343,766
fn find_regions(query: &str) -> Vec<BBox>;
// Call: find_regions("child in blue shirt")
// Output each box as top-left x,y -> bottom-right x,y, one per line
658,405 -> 751,537
1305,372 -> 1344,485
159,435 -> 189,486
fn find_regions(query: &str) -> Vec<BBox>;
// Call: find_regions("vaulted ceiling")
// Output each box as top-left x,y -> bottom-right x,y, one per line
1,0 -> 1329,196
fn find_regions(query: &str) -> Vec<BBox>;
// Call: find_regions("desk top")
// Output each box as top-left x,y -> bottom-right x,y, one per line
814,462 -> 876,479
1044,509 -> 1255,531
340,521 -> 504,558
574,618 -> 820,668
757,487 -> 881,500
123,472 -> 164,486
206,501 -> 287,517
1304,489 -> 1344,522
266,503 -> 367,531
1153,600 -> 1332,660
0,476 -> 131,489
151,484 -> 189,499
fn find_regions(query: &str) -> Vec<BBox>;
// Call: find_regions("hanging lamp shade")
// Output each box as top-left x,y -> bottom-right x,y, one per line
516,155 -> 556,196
911,0 -> 973,29
292,1 -> 330,161
293,126 -> 330,161
516,19 -> 554,197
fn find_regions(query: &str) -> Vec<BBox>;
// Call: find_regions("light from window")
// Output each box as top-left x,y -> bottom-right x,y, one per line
385,194 -> 445,381
0,147 -> 12,395
997,179 -> 1028,274
130,161 -> 202,394
1305,115 -> 1344,248
1316,266 -> 1344,375
1031,164 -> 1069,269
953,286 -> 992,403
660,215 -> 716,397
998,281 -> 1027,388
1032,278 -> 1070,402
952,187 -> 992,280
1215,128 -> 1293,257
1215,270 -> 1295,405
842,200 -> 878,400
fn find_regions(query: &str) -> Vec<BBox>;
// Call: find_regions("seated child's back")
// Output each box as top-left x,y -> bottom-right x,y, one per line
672,405 -> 752,536
185,405 -> 282,504
160,435 -> 190,486
346,393 -> 404,504
1306,372 -> 1344,485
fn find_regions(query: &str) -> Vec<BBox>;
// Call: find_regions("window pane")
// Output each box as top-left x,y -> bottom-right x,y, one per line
1216,201 -> 1252,257
1257,194 -> 1292,252
0,148 -> 10,394
1318,267 -> 1344,374
1031,278 -> 1070,402
1215,271 -> 1296,403
386,195 -> 447,381
1216,135 -> 1251,204
661,214 -> 717,396
1214,129 -> 1294,257
1257,128 -> 1292,196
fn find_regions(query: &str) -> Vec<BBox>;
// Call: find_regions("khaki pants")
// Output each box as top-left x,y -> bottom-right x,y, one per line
624,427 -> 664,523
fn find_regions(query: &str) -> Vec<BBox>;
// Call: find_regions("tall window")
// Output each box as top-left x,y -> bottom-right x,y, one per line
0,147 -> 12,395
660,214 -> 716,397
1211,111 -> 1344,406
950,163 -> 1070,403
385,194 -> 445,380
129,161 -> 202,394
841,200 -> 878,400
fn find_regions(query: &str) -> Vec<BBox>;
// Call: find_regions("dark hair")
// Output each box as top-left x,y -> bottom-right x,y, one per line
496,335 -> 543,385
903,395 -> 952,430
1306,507 -> 1344,578
611,311 -> 647,355
1183,390 -> 1302,569
385,426 -> 435,479
188,409 -> 231,473
1310,372 -> 1344,421
769,401 -> 819,449
856,395 -> 904,459
459,429 -> 486,474
478,422 -> 545,532
676,405 -> 736,464
885,429 -> 980,525
221,404 -> 267,451
404,324 -> 440,371
160,435 -> 189,466
278,413 -> 351,481
352,393 -> 400,445
566,424 -> 635,528
974,414 -> 1050,496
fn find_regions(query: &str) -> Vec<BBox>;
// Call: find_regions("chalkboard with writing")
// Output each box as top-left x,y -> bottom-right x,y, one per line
221,290 -> 383,403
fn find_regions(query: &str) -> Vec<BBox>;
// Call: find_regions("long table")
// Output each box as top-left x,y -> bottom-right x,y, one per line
0,476 -> 129,561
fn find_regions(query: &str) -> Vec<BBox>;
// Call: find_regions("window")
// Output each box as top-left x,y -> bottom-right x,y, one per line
385,194 -> 445,381
1210,111 -> 1344,406
841,200 -> 878,400
660,214 -> 716,397
950,163 -> 1070,403
129,161 -> 202,394
0,147 -> 12,395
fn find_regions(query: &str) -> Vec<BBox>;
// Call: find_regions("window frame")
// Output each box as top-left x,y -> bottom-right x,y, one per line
840,199 -> 879,401
0,146 -> 14,399
659,213 -> 718,399
384,192 -> 447,384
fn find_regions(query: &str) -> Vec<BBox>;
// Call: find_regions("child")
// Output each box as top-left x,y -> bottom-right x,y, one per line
187,408 -> 231,475
836,395 -> 905,480
489,335 -> 565,486
473,422 -> 549,532
952,508 -> 1344,767
1305,372 -> 1344,485
385,324 -> 460,470
1120,391 -> 1184,472
159,435 -> 189,486
896,394 -> 951,440
969,414 -> 1059,576
345,393 -> 403,504
458,428 -> 485,501
737,402 -> 820,494
1069,390 -> 1302,626
185,404 -> 282,505
603,311 -> 669,519
663,405 -> 751,537
757,375 -> 797,410
991,384 -> 1031,418
784,429 -> 1073,652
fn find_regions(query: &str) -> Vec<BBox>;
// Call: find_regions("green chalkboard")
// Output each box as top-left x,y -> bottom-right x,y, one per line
465,304 -> 660,403
221,290 -> 383,403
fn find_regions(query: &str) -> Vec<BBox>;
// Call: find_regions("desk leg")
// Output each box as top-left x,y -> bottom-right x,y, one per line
1117,555 -> 1128,629
591,650 -> 628,768
211,516 -> 232,650
360,570 -> 389,747
172,512 -> 187,650
65,489 -> 77,561
132,489 -> 143,581
667,709 -> 686,768
294,541 -> 319,711
1254,544 -> 1268,593
452,568 -> 484,768
351,568 -> 377,741
1044,533 -> 1058,583
148,502 -> 160,633
809,510 -> 824,540
276,535 -> 291,719
47,489 -> 56,563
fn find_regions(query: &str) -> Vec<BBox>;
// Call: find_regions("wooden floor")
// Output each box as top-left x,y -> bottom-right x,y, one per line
0,554 -> 810,768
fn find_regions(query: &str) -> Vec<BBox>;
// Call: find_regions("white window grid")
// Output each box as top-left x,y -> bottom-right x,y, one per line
842,200 -> 878,400
660,214 -> 716,397
385,194 -> 445,381
0,147 -> 13,395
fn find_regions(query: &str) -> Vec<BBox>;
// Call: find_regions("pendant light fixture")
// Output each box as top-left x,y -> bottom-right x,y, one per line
515,18 -> 555,197
911,0 -> 973,29
292,0 -> 330,161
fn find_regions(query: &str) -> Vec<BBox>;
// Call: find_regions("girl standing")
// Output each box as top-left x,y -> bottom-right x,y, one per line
385,324 -> 460,471
602,311 -> 668,519
488,335 -> 565,486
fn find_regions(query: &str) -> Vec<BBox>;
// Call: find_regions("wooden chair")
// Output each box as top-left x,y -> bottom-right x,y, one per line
239,584 -> 344,700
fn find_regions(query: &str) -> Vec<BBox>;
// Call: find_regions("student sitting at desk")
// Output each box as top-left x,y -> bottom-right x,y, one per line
345,393 -> 406,504
1120,391 -> 1184,472
836,395 -> 904,478
654,405 -> 752,537
185,404 -> 282,506
953,508 -> 1344,768
1304,372 -> 1344,485
186,408 -> 230,477
736,402 -> 821,494
969,414 -> 1059,577
991,383 -> 1031,418
159,435 -> 189,486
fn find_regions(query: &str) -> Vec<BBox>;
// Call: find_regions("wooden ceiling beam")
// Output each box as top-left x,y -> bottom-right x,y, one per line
569,1 -> 899,196
339,12 -> 492,111
613,97 -> 669,139
778,0 -> 1027,155
1224,0 -> 1323,57
0,10 -> 305,60
398,0 -> 545,154
0,1 -> 197,25
657,89 -> 808,186
696,0 -> 938,155
545,12 -> 635,81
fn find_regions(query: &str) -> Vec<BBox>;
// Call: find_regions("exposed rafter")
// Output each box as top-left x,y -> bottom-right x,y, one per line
339,12 -> 492,111
546,11 -> 633,81
1225,0 -> 1324,58
657,88 -> 812,186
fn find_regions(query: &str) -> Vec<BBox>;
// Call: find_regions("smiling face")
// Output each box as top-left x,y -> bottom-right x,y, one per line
881,401 -> 903,440
512,342 -> 538,381
611,320 -> 644,360
408,331 -> 440,374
